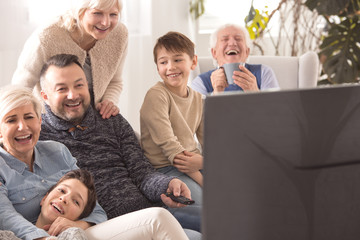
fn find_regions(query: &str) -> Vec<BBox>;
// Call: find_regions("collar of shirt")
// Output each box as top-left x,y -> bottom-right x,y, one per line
0,146 -> 27,174
0,145 -> 45,174
42,104 -> 96,133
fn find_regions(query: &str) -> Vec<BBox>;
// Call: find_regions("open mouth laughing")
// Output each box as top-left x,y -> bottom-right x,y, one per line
51,202 -> 64,215
226,50 -> 239,55
65,102 -> 81,108
15,134 -> 32,142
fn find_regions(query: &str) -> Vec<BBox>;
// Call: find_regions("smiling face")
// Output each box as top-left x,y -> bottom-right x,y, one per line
38,179 -> 88,227
211,26 -> 250,66
0,104 -> 41,162
156,47 -> 197,97
41,63 -> 90,125
80,5 -> 119,41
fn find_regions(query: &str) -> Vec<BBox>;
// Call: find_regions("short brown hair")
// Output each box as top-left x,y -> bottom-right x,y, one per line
40,54 -> 83,91
153,31 -> 195,63
47,169 -> 97,220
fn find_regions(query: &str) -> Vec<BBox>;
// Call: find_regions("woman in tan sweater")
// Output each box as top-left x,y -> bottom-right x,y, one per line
12,0 -> 128,119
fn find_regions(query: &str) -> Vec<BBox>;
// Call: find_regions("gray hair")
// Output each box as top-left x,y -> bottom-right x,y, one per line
59,0 -> 123,33
0,85 -> 42,122
209,24 -> 252,66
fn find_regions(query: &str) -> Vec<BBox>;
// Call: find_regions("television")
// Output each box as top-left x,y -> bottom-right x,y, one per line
203,85 -> 360,240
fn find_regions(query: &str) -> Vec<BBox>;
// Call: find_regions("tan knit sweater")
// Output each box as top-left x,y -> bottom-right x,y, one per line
12,19 -> 128,106
140,82 -> 204,169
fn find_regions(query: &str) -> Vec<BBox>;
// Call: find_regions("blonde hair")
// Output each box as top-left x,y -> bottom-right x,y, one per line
60,0 -> 122,33
0,85 -> 42,123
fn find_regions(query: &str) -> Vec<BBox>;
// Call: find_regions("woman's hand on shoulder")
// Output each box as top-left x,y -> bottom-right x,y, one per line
96,100 -> 119,119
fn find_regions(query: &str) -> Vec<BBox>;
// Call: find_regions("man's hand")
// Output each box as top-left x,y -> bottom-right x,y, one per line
173,151 -> 203,173
233,65 -> 259,91
96,99 -> 119,119
210,68 -> 228,93
161,178 -> 192,208
45,218 -> 91,236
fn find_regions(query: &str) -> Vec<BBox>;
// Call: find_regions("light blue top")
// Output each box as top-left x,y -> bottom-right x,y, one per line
0,140 -> 107,240
190,64 -> 279,95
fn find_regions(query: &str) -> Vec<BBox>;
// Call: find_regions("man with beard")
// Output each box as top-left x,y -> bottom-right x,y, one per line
38,54 -> 201,237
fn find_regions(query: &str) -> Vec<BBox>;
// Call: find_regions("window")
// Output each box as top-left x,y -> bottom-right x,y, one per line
197,0 -> 323,56
26,0 -> 72,24
198,0 -> 281,34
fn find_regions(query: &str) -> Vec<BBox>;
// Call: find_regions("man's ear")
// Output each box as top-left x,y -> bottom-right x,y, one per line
211,48 -> 216,59
245,47 -> 250,58
40,193 -> 49,207
40,91 -> 49,103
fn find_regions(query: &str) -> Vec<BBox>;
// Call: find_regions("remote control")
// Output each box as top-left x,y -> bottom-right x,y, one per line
165,192 -> 195,205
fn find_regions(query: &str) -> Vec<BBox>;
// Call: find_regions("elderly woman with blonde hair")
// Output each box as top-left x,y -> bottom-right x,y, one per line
12,0 -> 127,119
0,85 -> 191,240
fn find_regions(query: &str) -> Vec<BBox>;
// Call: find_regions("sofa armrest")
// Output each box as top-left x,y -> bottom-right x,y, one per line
298,51 -> 319,88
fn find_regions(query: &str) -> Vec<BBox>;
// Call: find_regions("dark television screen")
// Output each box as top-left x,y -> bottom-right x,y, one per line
203,85 -> 360,240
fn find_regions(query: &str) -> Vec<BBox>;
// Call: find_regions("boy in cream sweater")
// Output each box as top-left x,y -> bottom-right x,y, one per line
140,31 -> 203,231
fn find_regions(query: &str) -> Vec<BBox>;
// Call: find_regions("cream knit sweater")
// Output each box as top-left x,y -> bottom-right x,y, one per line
12,19 -> 128,106
140,82 -> 204,169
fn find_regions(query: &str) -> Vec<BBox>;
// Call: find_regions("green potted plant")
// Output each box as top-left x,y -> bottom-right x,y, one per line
305,0 -> 360,84
244,0 -> 359,84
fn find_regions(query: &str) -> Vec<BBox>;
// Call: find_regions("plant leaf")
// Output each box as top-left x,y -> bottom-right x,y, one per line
245,8 -> 269,40
305,0 -> 360,15
189,0 -> 205,19
245,5 -> 257,23
319,16 -> 360,83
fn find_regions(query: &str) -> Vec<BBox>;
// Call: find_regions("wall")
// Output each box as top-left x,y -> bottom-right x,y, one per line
0,0 -> 196,133
120,0 -> 196,132
0,1 -> 35,86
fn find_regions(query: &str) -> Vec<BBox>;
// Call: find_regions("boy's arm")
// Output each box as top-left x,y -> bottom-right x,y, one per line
186,171 -> 203,187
